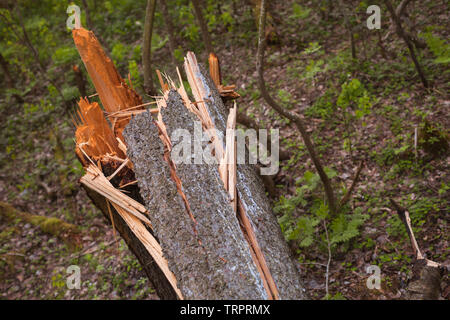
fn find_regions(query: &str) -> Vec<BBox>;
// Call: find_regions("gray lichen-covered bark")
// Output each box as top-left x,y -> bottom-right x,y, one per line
191,65 -> 306,299
123,105 -> 267,299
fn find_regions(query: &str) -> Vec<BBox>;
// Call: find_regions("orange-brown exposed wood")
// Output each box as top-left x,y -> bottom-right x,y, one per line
75,98 -> 125,161
72,27 -> 143,142
208,53 -> 240,100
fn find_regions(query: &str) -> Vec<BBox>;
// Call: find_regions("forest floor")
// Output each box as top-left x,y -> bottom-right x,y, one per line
0,1 -> 448,299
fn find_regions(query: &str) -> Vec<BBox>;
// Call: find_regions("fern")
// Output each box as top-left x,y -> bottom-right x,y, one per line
276,169 -> 367,251
421,32 -> 450,64
330,210 -> 369,246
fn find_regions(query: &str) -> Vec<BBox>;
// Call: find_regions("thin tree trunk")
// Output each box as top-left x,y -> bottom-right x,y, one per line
73,64 -> 87,98
350,30 -> 357,59
383,0 -> 428,88
159,0 -> 178,68
81,0 -> 110,54
256,0 -> 337,214
191,0 -> 214,55
142,0 -> 157,95
82,0 -> 92,29
0,52 -> 13,88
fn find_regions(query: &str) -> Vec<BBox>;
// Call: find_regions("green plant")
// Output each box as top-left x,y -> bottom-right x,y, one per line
337,78 -> 373,155
276,169 -> 368,251
421,31 -> 450,64
305,88 -> 336,119
290,3 -> 311,20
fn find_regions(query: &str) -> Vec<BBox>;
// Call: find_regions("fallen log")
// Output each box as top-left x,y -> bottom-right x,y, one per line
124,98 -> 267,299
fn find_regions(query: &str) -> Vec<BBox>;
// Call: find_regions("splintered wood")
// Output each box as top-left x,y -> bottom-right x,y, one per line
80,165 -> 151,228
72,27 -> 144,142
72,27 -> 183,299
208,53 -> 240,99
219,103 -> 237,212
74,98 -> 125,164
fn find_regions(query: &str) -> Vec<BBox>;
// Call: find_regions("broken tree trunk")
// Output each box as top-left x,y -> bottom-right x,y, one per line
181,53 -> 304,299
82,186 -> 179,299
72,27 -> 183,300
124,97 -> 267,299
72,24 -> 304,299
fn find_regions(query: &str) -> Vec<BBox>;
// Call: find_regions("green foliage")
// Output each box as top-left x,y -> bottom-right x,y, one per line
276,169 -> 367,251
205,1 -> 235,32
52,46 -> 79,66
337,79 -> 374,153
323,292 -> 346,300
329,208 -> 368,246
127,59 -> 142,88
387,197 -> 440,238
303,42 -> 323,55
151,33 -> 168,51
421,32 -> 450,64
337,79 -> 372,120
276,89 -> 293,109
305,88 -> 336,119
111,42 -> 128,64
290,3 -> 311,20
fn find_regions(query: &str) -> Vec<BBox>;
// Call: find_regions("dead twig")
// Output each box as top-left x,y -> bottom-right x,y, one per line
256,0 -> 337,214
389,198 -> 440,267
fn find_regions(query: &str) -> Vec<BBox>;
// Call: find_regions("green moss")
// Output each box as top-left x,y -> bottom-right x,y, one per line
0,202 -> 81,249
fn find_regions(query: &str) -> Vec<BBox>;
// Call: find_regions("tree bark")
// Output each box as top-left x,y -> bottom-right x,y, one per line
142,0 -> 157,95
383,0 -> 428,88
179,60 -> 306,299
191,0 -> 214,55
0,52 -> 13,88
159,0 -> 178,68
122,79 -> 306,298
123,99 -> 269,299
0,8 -> 71,110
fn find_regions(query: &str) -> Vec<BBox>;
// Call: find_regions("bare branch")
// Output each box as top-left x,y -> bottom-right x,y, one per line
383,0 -> 428,88
256,0 -> 337,214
